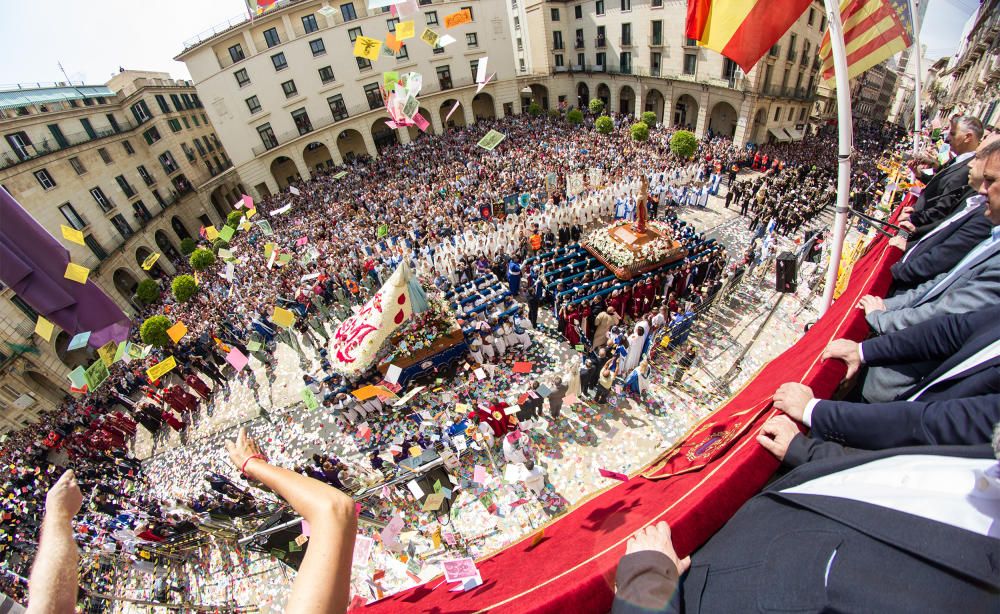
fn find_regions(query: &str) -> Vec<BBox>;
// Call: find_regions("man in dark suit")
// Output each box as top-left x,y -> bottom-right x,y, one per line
612,431 -> 1000,613
834,304 -> 1000,403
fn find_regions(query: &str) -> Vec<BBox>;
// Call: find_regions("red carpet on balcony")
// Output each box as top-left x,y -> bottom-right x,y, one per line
363,205 -> 904,613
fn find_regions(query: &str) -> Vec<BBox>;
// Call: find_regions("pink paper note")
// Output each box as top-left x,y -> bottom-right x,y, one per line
242,194 -> 254,209
599,468 -> 629,482
352,534 -> 373,567
413,113 -> 430,132
473,465 -> 487,484
225,348 -> 248,372
442,558 -> 478,583
444,100 -> 461,123
380,516 -> 404,545
385,120 -> 400,129
295,236 -> 309,246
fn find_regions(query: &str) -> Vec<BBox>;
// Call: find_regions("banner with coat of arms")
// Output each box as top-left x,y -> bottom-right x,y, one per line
329,262 -> 414,375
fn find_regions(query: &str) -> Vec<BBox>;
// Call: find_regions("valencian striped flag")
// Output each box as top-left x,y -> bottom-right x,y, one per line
685,0 -> 814,73
818,0 -> 914,84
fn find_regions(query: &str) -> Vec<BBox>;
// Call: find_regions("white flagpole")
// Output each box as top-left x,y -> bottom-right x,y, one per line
910,0 -> 923,154
820,0 -> 855,315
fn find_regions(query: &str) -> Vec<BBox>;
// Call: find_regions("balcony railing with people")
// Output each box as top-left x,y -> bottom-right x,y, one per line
0,117 -> 139,170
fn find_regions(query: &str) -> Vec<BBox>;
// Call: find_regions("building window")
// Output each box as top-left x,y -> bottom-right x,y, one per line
596,52 -> 606,67
619,51 -> 631,73
272,52 -> 288,71
551,8 -> 560,20
96,147 -> 111,165
4,132 -> 32,161
79,118 -> 97,139
787,34 -> 797,61
466,32 -> 478,47
257,123 -> 278,150
461,5 -> 473,20
111,214 -> 134,239
59,202 -> 87,229
651,51 -> 661,76
106,113 -> 120,132
575,5 -> 582,18
577,52 -> 585,66
92,185 -> 115,210
122,140 -> 135,155
168,118 -> 182,133
387,17 -> 399,32
808,7 -> 815,26
182,116 -> 191,129
319,66 -> 336,84
436,65 -> 453,90
597,24 -> 606,46
774,106 -> 782,121
302,14 -> 319,33
651,20 -> 663,46
292,108 -> 312,135
234,68 -> 251,87
519,58 -> 526,72
263,27 -> 281,48
364,83 -> 382,110
115,175 -> 137,198
683,53 -> 697,75
229,43 -> 245,62
596,0 -> 605,15
192,114 -> 200,127
652,0 -> 662,6
10,296 -> 38,322
357,57 -> 373,70
84,234 -> 107,260
33,168 -> 56,190
69,156 -> 86,175
143,126 -> 161,145
309,38 -> 326,56
130,100 -> 151,124
281,80 -> 298,98
470,59 -> 480,79
158,151 -> 179,174
788,107 -> 795,121
799,107 -> 807,121
155,94 -> 170,113
193,139 -> 206,157
396,44 -> 409,60
348,27 -> 362,42
621,23 -> 631,46
341,2 -> 357,21
554,30 -> 564,49
621,0 -> 631,10
425,10 -> 438,25
328,94 -> 349,120
555,54 -> 565,67
137,165 -> 155,185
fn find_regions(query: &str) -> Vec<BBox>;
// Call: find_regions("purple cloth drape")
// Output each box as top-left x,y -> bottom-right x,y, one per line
0,187 -> 130,348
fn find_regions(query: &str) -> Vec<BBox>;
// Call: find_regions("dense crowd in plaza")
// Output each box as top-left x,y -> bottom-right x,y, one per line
8,101 -> 1000,613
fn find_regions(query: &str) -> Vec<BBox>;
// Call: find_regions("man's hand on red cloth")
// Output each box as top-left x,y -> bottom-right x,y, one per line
822,339 -> 862,380
772,383 -> 814,422
888,235 -> 908,250
857,295 -> 885,315
625,521 -> 690,575
756,415 -> 800,462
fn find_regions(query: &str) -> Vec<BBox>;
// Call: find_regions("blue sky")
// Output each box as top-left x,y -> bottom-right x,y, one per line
0,0 -> 981,87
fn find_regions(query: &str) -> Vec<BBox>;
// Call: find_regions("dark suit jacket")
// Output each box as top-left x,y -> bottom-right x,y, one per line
891,197 -> 992,292
810,393 -> 1000,449
611,444 -> 998,613
863,305 -> 1000,401
912,156 -> 972,216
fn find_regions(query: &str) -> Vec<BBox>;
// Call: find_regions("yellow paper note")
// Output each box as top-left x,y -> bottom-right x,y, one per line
60,225 -> 85,246
386,32 -> 403,53
97,341 -> 118,367
443,8 -> 472,29
141,252 -> 160,271
34,316 -> 54,342
264,242 -> 276,259
409,445 -> 423,458
271,306 -> 295,328
396,20 -> 415,40
420,28 -> 439,47
166,321 -> 188,343
205,225 -> 219,241
64,263 -> 89,284
146,356 -> 176,382
246,208 -> 257,219
354,36 -> 382,61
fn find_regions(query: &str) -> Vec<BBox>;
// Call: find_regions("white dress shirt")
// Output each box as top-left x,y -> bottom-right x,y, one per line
783,455 -> 1000,538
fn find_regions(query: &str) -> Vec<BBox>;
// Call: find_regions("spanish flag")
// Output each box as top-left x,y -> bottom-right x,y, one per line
686,0 -> 814,73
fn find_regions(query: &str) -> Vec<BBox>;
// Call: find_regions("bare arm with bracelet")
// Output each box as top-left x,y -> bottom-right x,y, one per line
226,428 -> 357,614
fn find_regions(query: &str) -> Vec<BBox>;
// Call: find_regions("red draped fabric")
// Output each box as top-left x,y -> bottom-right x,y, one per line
364,200 -> 906,613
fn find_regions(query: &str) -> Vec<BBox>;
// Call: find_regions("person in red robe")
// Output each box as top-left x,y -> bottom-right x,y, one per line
161,410 -> 185,431
752,152 -> 761,170
629,286 -> 645,319
185,372 -> 212,400
564,305 -> 581,346
579,303 -> 592,341
469,402 -> 515,438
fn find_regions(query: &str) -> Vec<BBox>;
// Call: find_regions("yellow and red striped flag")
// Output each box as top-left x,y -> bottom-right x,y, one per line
686,0 -> 813,73
818,0 -> 915,84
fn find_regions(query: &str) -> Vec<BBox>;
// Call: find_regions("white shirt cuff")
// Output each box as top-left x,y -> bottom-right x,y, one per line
802,398 -> 822,427
857,342 -> 866,365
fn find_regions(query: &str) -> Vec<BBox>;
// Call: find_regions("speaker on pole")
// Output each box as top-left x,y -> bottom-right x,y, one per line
775,251 -> 798,293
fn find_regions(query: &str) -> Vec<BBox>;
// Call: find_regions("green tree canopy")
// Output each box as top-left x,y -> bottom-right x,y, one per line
140,315 -> 172,348
670,130 -> 698,159
171,274 -> 198,303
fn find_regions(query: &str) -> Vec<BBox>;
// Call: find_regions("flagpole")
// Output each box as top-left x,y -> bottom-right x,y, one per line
820,0 -> 854,315
910,0 -> 923,155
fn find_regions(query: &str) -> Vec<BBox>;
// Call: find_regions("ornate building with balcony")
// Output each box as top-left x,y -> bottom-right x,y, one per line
937,0 -> 1000,129
176,0 -> 830,197
0,71 -> 243,421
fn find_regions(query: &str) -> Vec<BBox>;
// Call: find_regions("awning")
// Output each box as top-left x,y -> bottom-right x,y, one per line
786,127 -> 804,141
768,128 -> 791,143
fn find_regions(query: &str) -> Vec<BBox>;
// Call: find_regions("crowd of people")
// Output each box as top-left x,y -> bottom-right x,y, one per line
9,101 -> 978,612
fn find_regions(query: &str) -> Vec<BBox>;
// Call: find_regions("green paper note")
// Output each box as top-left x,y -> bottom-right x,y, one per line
302,387 -> 319,410
218,225 -> 235,242
68,366 -> 87,388
247,341 -> 262,352
84,359 -> 109,391
288,540 -> 302,552
113,341 -> 128,363
383,71 -> 399,91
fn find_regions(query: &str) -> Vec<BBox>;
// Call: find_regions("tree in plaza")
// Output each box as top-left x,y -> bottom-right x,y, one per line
528,102 -> 543,117
670,130 -> 698,159
588,98 -> 605,115
630,121 -> 650,142
595,115 -> 614,135
171,274 -> 198,303
567,109 -> 584,125
641,111 -> 657,128
135,279 -> 160,305
179,238 -> 197,255
226,210 -> 245,228
211,238 -> 230,254
188,248 -> 217,272
140,315 -> 172,348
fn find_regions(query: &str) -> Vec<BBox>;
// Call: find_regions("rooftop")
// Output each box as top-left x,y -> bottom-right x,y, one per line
0,84 -> 115,112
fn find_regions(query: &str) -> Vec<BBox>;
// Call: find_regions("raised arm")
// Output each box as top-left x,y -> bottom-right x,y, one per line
27,470 -> 83,614
226,428 -> 356,614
